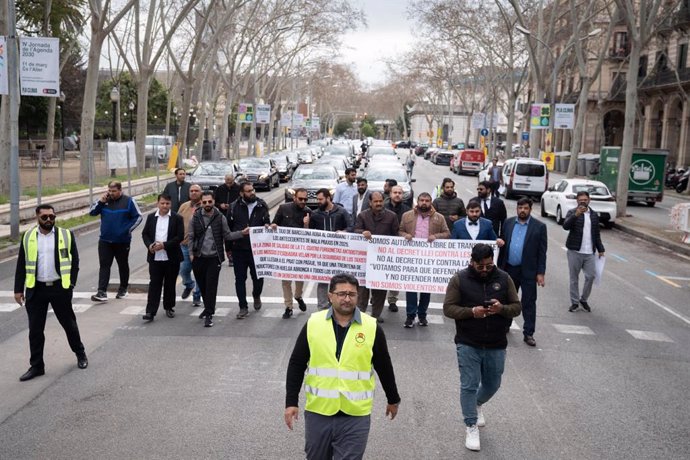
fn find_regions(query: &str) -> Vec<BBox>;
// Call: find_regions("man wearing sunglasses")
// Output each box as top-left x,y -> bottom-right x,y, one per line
270,188 -> 311,319
14,205 -> 87,381
443,243 -> 521,451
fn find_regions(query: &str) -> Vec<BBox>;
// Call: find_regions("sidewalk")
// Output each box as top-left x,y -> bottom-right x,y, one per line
548,170 -> 690,257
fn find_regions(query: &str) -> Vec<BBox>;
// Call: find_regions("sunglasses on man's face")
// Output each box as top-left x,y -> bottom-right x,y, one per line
39,214 -> 56,221
201,200 -> 214,205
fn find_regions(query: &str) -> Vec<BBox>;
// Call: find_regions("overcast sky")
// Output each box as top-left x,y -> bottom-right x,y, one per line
338,0 -> 415,88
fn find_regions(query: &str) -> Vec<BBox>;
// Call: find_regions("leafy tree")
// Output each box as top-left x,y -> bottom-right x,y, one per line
333,118 -> 353,136
361,122 -> 375,138
95,73 -> 170,126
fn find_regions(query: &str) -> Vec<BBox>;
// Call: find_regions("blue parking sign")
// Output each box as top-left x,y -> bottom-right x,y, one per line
522,131 -> 529,141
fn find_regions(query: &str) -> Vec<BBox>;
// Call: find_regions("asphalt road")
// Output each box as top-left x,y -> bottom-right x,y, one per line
0,150 -> 688,459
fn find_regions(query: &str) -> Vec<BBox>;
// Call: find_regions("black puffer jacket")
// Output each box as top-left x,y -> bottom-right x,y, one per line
226,198 -> 271,251
563,208 -> 605,253
309,203 -> 350,232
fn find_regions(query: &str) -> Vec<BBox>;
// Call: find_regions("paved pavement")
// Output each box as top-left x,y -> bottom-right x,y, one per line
0,149 -> 688,458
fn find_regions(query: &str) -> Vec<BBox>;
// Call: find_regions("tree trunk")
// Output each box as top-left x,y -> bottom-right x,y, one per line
566,79 -> 591,178
80,29 -> 106,183
616,42 -> 641,217
136,74 -> 152,170
219,97 -> 231,159
0,95 -> 9,195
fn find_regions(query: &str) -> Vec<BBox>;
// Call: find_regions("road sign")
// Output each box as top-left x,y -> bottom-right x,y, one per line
471,113 -> 486,129
522,131 -> 529,141
480,128 -> 489,137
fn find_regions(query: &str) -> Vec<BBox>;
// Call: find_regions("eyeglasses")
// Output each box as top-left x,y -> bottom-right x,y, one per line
474,263 -> 495,271
295,197 -> 308,202
39,215 -> 56,221
201,200 -> 214,205
331,291 -> 358,299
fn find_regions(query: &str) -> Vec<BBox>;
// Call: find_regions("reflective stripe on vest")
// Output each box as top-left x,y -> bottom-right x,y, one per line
304,310 -> 377,416
24,227 -> 72,289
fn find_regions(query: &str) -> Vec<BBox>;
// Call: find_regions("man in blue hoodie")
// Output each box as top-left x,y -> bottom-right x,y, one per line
89,181 -> 142,302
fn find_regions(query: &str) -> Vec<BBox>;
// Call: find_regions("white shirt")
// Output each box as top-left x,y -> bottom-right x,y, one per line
154,211 -> 170,261
36,227 -> 60,282
465,218 -> 481,240
578,210 -> 593,254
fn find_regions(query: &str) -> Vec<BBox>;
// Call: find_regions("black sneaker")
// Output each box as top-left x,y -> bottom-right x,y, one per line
418,317 -> 428,327
388,303 -> 399,312
116,289 -> 128,299
295,297 -> 307,312
91,291 -> 107,302
199,309 -> 210,319
236,308 -> 249,319
143,314 -> 154,321
253,297 -> 262,311
282,308 -> 293,319
204,315 -> 214,327
181,287 -> 193,299
569,303 -> 579,312
404,316 -> 414,328
580,300 -> 591,312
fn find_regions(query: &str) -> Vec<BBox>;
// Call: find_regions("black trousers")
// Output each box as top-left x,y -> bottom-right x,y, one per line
146,260 -> 181,316
25,283 -> 85,369
97,241 -> 130,292
192,256 -> 221,315
232,249 -> 263,309
505,264 -> 538,337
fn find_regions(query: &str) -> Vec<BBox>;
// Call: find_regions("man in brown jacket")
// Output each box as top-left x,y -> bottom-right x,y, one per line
399,192 -> 450,327
177,184 -> 202,306
354,191 -> 399,322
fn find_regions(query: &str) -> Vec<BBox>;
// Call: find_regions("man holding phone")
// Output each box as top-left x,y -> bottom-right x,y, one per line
443,244 -> 521,451
563,191 -> 605,312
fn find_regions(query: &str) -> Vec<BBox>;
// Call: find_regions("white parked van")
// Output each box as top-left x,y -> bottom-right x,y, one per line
501,158 -> 549,199
145,135 -> 175,165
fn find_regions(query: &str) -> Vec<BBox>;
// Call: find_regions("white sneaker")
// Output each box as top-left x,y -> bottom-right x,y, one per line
477,405 -> 486,427
465,425 -> 480,451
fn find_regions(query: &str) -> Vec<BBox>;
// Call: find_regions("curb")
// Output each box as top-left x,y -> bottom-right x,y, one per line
613,222 -> 690,258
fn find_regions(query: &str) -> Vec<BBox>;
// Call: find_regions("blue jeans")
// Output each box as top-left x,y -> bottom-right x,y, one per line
405,291 -> 430,318
456,344 -> 506,426
179,245 -> 201,300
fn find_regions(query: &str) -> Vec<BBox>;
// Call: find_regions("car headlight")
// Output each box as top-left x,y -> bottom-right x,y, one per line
260,174 -> 268,180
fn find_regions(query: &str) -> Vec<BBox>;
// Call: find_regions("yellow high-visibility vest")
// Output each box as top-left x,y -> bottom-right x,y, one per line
23,226 -> 72,289
304,310 -> 377,416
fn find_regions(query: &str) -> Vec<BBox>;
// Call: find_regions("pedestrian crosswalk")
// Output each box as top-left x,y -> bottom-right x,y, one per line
0,292 -> 681,344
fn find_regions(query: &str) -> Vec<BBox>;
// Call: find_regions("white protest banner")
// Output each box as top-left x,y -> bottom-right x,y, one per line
256,104 -> 271,124
554,103 -> 575,129
471,112 -> 486,129
365,236 -> 499,294
0,36 -> 8,95
107,142 -> 136,169
250,227 -> 368,284
19,37 -> 60,97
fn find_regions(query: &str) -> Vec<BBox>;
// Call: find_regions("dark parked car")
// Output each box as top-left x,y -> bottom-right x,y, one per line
285,164 -> 340,208
432,150 -> 455,166
239,157 -> 279,190
269,153 -> 296,182
415,143 -> 429,156
186,161 -> 243,191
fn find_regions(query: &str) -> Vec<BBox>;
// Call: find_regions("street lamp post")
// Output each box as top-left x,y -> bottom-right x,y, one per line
59,92 -> 66,187
109,86 -> 120,177
516,25 -> 601,155
129,101 -> 135,140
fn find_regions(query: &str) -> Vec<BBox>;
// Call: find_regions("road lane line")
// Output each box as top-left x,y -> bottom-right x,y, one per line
626,329 -> 674,342
645,270 -> 681,288
644,296 -> 690,326
610,253 -> 627,262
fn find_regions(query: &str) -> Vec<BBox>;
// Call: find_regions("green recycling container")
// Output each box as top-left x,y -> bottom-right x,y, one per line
597,146 -> 668,206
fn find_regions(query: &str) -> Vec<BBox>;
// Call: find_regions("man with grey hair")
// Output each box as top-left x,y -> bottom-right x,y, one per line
214,173 -> 242,212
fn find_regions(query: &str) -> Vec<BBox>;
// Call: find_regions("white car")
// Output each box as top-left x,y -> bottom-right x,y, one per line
540,178 -> 617,228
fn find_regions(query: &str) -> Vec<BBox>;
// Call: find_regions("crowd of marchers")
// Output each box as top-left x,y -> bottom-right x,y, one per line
13,147 -> 605,455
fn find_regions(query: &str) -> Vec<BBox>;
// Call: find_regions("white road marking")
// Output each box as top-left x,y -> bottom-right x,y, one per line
303,281 -> 316,298
262,309 -> 286,318
626,330 -> 674,343
213,308 -> 231,317
552,324 -> 595,335
426,314 -> 445,324
121,306 -> 145,315
0,303 -> 21,312
72,304 -> 93,313
644,296 -> 690,326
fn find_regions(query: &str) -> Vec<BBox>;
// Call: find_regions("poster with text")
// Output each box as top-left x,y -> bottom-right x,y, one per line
107,142 -> 136,169
365,236 -> 499,294
554,103 -> 575,129
255,104 -> 271,124
19,37 -> 60,97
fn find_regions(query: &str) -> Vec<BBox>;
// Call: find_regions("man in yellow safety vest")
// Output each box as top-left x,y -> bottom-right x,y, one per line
14,204 -> 87,382
284,273 -> 400,459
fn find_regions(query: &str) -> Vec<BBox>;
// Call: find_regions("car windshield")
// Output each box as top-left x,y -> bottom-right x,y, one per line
365,168 -> 408,182
271,157 -> 288,166
572,184 -> 610,196
240,159 -> 269,169
326,146 -> 350,155
318,159 -> 345,169
292,167 -> 338,180
146,137 -> 169,146
196,163 -> 234,176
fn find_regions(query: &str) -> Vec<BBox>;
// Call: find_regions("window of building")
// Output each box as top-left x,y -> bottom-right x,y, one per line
613,32 -> 628,54
678,43 -> 688,69
655,50 -> 669,72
